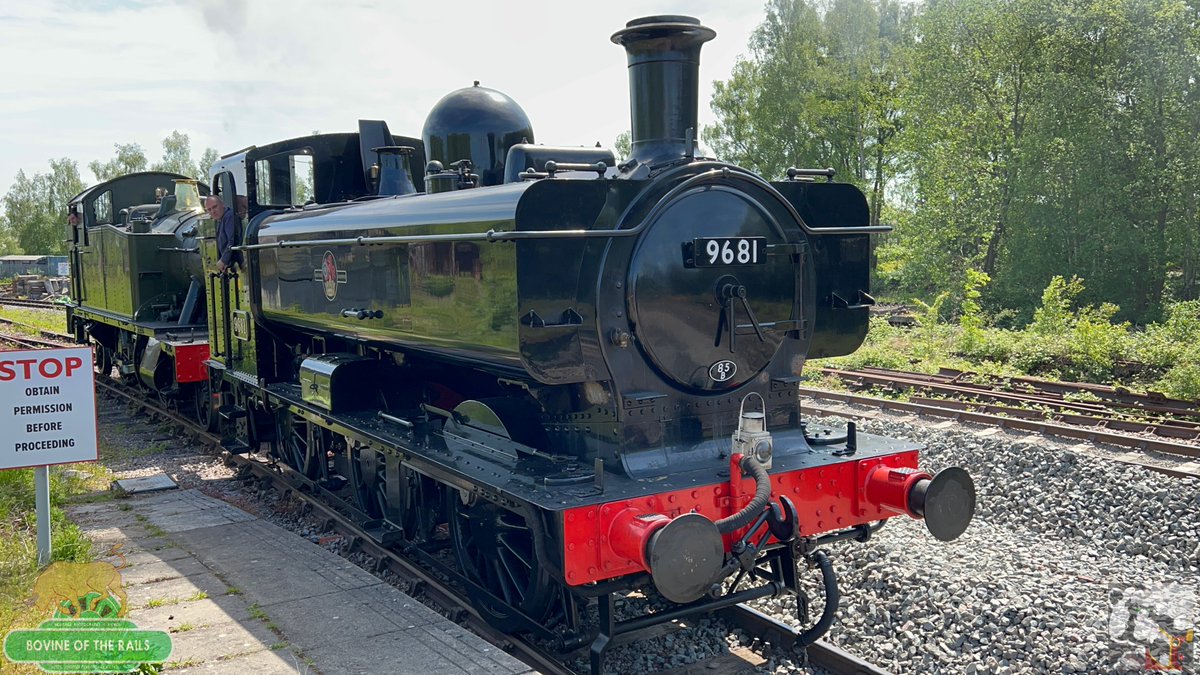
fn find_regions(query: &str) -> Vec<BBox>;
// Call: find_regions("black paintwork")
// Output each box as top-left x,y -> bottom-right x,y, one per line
503,145 -> 616,183
239,157 -> 876,481
422,83 -> 534,188
612,16 -> 715,166
261,379 -> 918,512
195,15 -> 926,655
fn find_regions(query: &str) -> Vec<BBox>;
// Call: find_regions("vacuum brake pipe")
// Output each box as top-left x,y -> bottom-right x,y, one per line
715,455 -> 772,534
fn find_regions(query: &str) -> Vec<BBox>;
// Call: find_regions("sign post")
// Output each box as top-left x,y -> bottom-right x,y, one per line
0,346 -> 98,566
34,466 -> 50,565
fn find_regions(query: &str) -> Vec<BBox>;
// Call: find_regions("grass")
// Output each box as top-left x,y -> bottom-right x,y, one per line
0,305 -> 67,337
0,463 -> 113,649
248,603 -> 268,621
817,296 -> 1200,403
247,602 -> 281,633
142,590 -> 204,610
169,622 -> 195,633
132,513 -> 169,539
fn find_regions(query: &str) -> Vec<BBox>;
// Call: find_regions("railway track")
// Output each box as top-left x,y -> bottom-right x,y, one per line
100,377 -> 888,674
816,366 -> 1200,471
823,366 -> 1200,428
10,326 -> 1195,668
1,328 -> 889,675
801,387 -> 1200,479
0,297 -> 62,310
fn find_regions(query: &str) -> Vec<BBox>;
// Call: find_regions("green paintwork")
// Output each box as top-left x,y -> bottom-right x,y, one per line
76,225 -> 190,321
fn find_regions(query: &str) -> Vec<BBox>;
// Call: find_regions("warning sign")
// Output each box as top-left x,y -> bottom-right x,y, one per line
0,347 -> 97,470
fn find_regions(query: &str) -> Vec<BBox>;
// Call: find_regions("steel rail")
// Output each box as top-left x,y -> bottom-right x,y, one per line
0,298 -> 61,309
799,389 -> 1200,479
820,367 -> 1200,435
854,365 -> 1200,420
90,377 -> 575,675
83,350 -> 895,675
716,605 -> 893,675
907,396 -> 1200,439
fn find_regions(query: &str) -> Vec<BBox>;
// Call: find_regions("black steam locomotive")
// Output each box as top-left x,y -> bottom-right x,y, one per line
194,15 -> 975,671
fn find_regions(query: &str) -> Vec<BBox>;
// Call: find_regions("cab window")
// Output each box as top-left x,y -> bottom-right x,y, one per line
92,191 -> 112,225
254,151 -> 314,207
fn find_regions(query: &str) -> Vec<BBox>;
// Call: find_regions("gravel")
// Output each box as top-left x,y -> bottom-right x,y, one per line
94,391 -> 1200,674
752,413 -> 1200,674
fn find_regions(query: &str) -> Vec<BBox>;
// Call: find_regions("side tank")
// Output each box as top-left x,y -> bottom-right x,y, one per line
253,183 -> 534,373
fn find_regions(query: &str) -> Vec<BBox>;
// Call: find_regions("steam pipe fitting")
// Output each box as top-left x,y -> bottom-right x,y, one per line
715,455 -> 772,534
796,550 -> 839,647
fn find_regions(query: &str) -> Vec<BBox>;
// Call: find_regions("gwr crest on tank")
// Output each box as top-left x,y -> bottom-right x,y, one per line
314,251 -> 347,301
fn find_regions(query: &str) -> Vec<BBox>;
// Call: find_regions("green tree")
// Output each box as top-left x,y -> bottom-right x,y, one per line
0,213 -> 21,255
706,0 -> 914,226
1,158 -> 86,254
895,0 -> 1052,296
88,143 -> 148,182
152,130 -> 197,177
613,131 -> 631,161
198,147 -> 220,179
890,0 -> 1199,322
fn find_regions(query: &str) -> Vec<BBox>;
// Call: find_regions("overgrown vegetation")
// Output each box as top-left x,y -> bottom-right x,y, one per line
0,306 -> 68,337
822,277 -> 1200,401
0,464 -> 112,648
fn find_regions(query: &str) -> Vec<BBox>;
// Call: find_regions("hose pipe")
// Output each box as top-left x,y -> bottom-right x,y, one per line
715,456 -> 772,534
796,550 -> 839,647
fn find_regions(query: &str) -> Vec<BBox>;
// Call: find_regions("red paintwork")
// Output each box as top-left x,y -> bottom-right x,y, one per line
607,509 -> 670,570
172,343 -> 210,384
560,450 -> 921,586
863,464 -> 931,519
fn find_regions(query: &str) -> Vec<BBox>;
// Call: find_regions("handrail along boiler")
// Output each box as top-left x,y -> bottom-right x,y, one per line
202,15 -> 976,672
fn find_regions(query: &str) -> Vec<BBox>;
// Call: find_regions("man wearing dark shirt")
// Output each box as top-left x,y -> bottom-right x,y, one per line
204,196 -> 240,273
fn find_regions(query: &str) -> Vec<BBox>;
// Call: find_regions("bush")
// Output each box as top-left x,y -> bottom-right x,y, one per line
1066,303 -> 1130,382
957,269 -> 991,355
1031,275 -> 1084,335
1008,332 -> 1067,376
1158,362 -> 1200,401
968,328 -> 1016,363
1134,300 -> 1200,368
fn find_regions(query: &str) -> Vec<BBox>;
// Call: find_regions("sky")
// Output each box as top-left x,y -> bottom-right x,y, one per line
0,0 -> 764,207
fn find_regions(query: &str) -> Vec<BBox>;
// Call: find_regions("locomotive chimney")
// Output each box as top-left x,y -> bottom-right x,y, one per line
612,15 -> 715,167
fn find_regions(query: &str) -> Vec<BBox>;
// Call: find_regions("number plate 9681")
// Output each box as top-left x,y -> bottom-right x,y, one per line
689,237 -> 766,267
